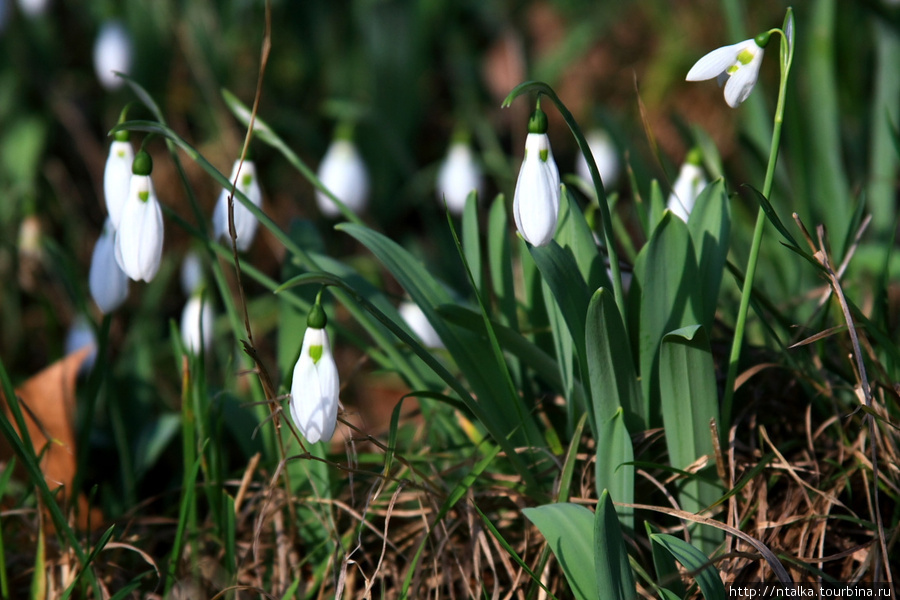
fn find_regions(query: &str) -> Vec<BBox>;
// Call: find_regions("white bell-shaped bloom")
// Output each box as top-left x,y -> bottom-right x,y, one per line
290,326 -> 340,444
180,250 -> 204,296
315,139 -> 369,217
17,0 -> 49,18
666,162 -> 707,222
575,129 -> 620,190
180,293 -> 214,355
93,20 -> 133,91
104,139 -> 134,228
686,38 -> 765,108
212,160 -> 263,252
115,173 -> 164,282
513,133 -> 561,247
436,142 -> 483,216
399,301 -> 443,349
89,217 -> 129,313
65,315 -> 97,374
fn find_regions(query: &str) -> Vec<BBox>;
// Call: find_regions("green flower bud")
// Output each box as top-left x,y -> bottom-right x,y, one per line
754,31 -> 771,48
132,150 -> 153,176
527,107 -> 549,135
307,302 -> 327,329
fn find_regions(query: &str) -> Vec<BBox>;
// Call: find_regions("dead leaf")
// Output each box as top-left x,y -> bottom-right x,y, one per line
0,345 -> 105,530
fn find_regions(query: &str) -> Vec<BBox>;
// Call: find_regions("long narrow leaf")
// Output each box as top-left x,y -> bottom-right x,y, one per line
594,490 -> 637,600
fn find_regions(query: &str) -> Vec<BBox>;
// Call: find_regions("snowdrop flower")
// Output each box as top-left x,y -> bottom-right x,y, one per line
65,315 -> 97,374
290,303 -> 340,444
399,301 -> 443,349
104,132 -> 134,228
666,149 -> 707,222
315,131 -> 369,218
180,250 -> 204,296
93,20 -> 133,91
17,0 -> 49,18
436,139 -> 483,216
513,107 -> 561,247
89,217 -> 129,313
212,159 -> 263,252
180,293 -> 214,355
686,35 -> 768,108
575,129 -> 620,190
115,150 -> 164,282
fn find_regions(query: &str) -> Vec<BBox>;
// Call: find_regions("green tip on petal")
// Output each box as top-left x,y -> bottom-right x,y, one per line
527,108 -> 549,134
132,150 -> 153,176
242,173 -> 253,187
309,344 -> 324,363
686,147 -> 704,166
307,303 -> 327,329
138,190 -> 150,202
754,31 -> 771,48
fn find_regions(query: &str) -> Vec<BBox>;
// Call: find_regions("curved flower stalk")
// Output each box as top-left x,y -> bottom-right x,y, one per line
93,20 -> 133,91
666,148 -> 707,222
212,159 -> 263,252
575,129 -> 620,190
436,137 -> 483,216
315,129 -> 369,218
115,150 -> 164,282
180,292 -> 214,355
89,217 -> 129,313
290,301 -> 340,444
104,132 -> 134,229
513,106 -> 561,247
686,34 -> 769,108
399,301 -> 443,349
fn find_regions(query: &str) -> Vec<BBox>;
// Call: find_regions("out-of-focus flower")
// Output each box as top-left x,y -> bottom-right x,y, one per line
513,107 -> 561,247
90,218 -> 129,313
666,149 -> 707,222
290,303 -> 339,444
93,20 -> 133,91
104,133 -> 134,228
180,250 -> 204,296
17,0 -> 49,18
180,293 -> 214,355
212,159 -> 263,252
115,150 -> 163,282
0,0 -> 10,33
436,139 -> 483,215
315,133 -> 369,218
65,315 -> 97,374
686,37 -> 767,108
575,129 -> 620,190
399,301 -> 443,349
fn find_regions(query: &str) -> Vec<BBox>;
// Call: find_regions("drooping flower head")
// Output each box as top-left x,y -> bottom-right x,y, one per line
93,20 -> 133,91
315,124 -> 369,218
212,159 -> 263,252
180,292 -> 214,356
575,128 -> 620,190
399,301 -> 443,349
115,149 -> 164,282
666,147 -> 707,222
89,217 -> 129,313
436,130 -> 483,216
513,105 -> 561,247
290,301 -> 340,444
686,32 -> 770,108
104,130 -> 134,229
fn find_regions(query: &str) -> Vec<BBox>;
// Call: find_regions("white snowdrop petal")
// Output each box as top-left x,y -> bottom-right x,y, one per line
212,160 -> 263,252
93,20 -> 133,90
181,295 -> 214,354
437,143 -> 483,215
316,140 -> 369,217
116,176 -> 164,282
686,42 -> 744,81
104,141 -> 134,228
290,327 -> 340,444
89,219 -> 129,313
723,49 -> 764,107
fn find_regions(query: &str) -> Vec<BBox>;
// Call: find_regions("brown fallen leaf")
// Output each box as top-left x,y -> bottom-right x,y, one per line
0,344 -> 105,531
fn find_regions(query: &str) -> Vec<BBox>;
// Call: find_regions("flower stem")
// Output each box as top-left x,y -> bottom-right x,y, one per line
722,20 -> 793,436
